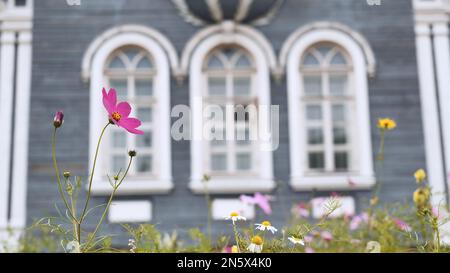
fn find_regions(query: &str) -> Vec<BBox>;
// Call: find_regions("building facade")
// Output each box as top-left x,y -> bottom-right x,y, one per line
1,0 -> 450,246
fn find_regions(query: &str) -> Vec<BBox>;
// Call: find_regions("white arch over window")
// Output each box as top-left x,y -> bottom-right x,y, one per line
82,26 -> 174,195
283,23 -> 375,191
188,27 -> 275,194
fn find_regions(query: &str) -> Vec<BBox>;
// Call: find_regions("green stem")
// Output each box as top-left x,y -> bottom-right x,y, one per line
232,223 -> 241,253
83,156 -> 133,252
79,123 -> 110,222
51,129 -> 78,227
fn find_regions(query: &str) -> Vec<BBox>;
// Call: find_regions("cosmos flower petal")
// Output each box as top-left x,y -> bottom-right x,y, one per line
116,102 -> 132,118
102,88 -> 115,114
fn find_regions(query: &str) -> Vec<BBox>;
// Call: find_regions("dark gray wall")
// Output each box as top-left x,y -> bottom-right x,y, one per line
27,0 -> 424,245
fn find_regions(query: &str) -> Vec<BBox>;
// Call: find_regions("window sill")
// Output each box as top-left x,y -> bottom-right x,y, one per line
290,174 -> 375,191
90,179 -> 173,196
190,177 -> 276,194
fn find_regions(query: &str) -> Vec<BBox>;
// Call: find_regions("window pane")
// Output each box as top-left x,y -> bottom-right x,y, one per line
135,79 -> 153,97
333,127 -> 347,144
236,128 -> 250,145
109,79 -> 127,99
208,77 -> 226,96
233,77 -> 251,96
112,131 -> 126,148
137,131 -> 152,147
306,105 -> 322,120
308,152 -> 324,169
137,57 -> 152,69
316,46 -> 332,57
124,48 -> 139,62
330,75 -> 348,95
112,155 -> 126,174
236,153 -> 251,170
108,57 -> 126,69
303,53 -> 319,66
136,155 -> 152,173
303,75 -> 322,95
211,153 -> 227,171
235,55 -> 252,68
308,128 -> 323,145
207,55 -> 224,69
332,105 -> 345,122
335,152 -> 348,170
330,52 -> 347,65
136,107 -> 152,123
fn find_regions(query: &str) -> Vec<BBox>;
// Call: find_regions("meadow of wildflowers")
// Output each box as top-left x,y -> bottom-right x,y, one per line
9,87 -> 450,253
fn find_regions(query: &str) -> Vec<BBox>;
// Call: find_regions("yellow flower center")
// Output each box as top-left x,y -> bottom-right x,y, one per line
251,235 -> 263,245
230,212 -> 239,217
262,221 -> 271,227
112,112 -> 121,122
378,118 -> 396,130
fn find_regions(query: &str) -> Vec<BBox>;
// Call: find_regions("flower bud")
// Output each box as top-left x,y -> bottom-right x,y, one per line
413,187 -> 430,207
128,150 -> 137,157
414,169 -> 426,184
53,111 -> 64,128
63,171 -> 71,178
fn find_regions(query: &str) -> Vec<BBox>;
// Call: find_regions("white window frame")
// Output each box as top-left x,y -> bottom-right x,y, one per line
284,26 -> 375,191
83,27 -> 175,195
188,32 -> 275,194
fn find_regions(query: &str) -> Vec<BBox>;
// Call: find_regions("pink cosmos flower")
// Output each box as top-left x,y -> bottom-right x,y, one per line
292,202 -> 310,218
240,193 -> 273,215
102,88 -> 143,135
349,212 -> 369,231
305,247 -> 315,253
321,231 -> 333,242
53,110 -> 64,128
393,218 -> 412,232
304,235 -> 313,243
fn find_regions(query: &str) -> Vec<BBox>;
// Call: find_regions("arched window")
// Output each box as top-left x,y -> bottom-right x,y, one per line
300,44 -> 354,173
203,47 -> 257,174
104,47 -> 155,177
187,30 -> 276,194
82,26 -> 176,195
282,24 -> 376,191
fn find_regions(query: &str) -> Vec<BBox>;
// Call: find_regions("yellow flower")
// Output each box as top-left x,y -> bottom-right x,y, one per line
370,196 -> 379,206
414,169 -> 426,183
377,118 -> 396,130
231,245 -> 238,253
247,235 -> 264,253
413,187 -> 430,207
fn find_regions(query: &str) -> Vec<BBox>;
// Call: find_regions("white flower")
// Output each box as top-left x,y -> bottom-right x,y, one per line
128,239 -> 137,253
255,221 -> 277,234
224,212 -> 246,224
288,236 -> 305,246
66,240 -> 81,253
247,236 -> 263,253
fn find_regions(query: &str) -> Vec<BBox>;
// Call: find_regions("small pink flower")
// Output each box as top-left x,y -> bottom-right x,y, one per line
321,231 -> 333,241
102,88 -> 143,135
305,247 -> 315,253
292,202 -> 310,218
350,212 -> 369,231
240,192 -> 273,215
393,218 -> 412,232
304,235 -> 313,243
53,110 -> 64,128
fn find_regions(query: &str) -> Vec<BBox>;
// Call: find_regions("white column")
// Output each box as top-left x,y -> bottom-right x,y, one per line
433,22 -> 450,201
415,23 -> 446,205
0,31 -> 16,229
10,31 -> 32,229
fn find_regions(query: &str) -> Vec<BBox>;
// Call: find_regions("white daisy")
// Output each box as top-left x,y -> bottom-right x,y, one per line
224,211 -> 246,224
288,236 -> 305,246
247,235 -> 263,253
255,220 -> 278,234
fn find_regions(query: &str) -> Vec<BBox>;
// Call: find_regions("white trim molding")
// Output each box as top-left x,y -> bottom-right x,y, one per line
279,21 -> 377,78
284,23 -> 375,191
81,24 -> 180,82
83,25 -> 174,195
187,21 -> 276,194
0,0 -> 33,249
180,21 -> 280,80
